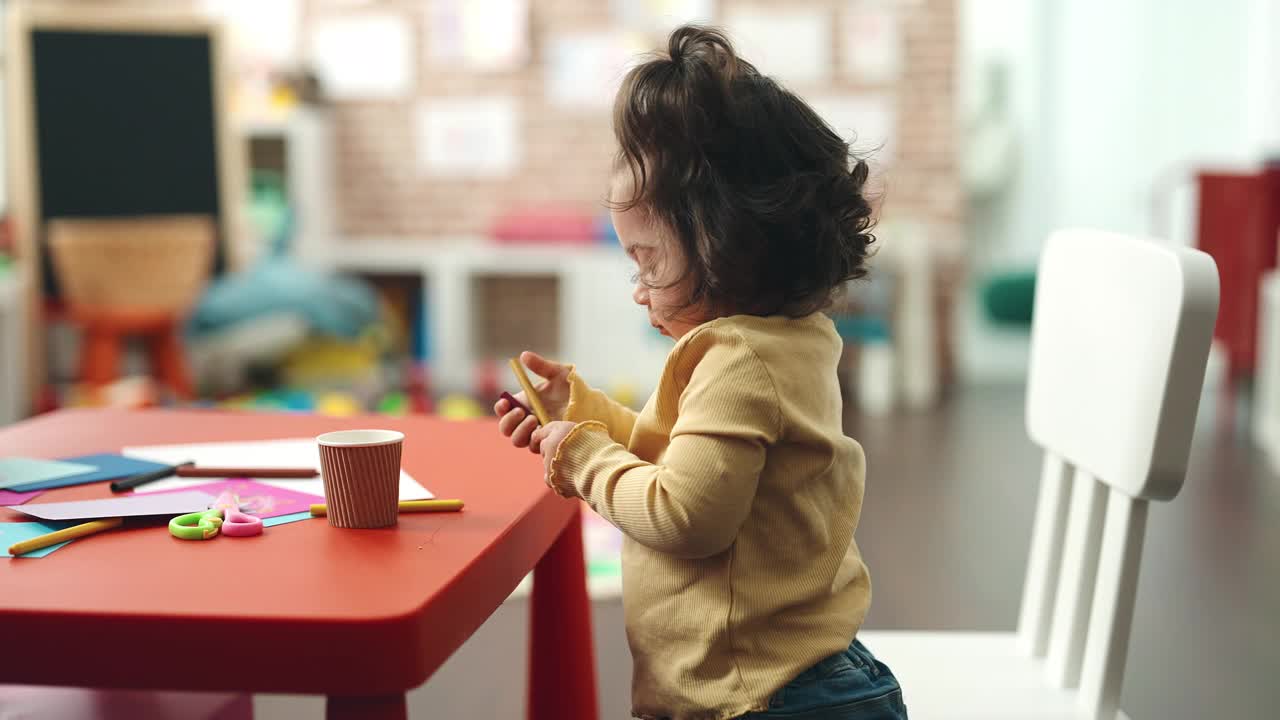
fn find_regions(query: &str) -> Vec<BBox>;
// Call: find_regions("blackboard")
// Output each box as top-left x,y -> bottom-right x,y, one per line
30,29 -> 226,297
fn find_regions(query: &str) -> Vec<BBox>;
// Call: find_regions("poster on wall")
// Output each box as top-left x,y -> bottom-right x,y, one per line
200,0 -> 301,67
545,32 -> 649,110
841,2 -> 903,83
807,94 -> 898,166
723,7 -> 831,86
415,97 -> 521,177
308,13 -> 413,100
426,0 -> 530,72
610,0 -> 716,38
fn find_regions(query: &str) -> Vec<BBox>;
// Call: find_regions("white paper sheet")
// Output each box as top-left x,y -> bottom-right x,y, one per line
121,439 -> 432,500
415,97 -> 520,177
200,0 -> 301,66
544,32 -> 648,110
426,0 -> 529,72
308,13 -> 413,100
724,7 -> 832,86
14,491 -> 218,521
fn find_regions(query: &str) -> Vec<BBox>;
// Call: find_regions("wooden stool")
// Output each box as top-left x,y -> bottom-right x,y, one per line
74,309 -> 194,400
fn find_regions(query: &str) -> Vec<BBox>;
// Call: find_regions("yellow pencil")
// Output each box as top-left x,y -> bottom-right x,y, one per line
309,499 -> 464,517
508,357 -> 551,425
7,517 -> 124,556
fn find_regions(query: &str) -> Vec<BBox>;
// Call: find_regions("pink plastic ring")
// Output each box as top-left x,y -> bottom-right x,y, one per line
220,511 -> 264,537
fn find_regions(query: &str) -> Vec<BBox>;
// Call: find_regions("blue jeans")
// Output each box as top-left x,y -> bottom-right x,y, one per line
740,639 -> 907,719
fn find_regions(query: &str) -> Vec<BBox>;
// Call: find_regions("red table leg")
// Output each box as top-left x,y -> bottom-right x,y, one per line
326,693 -> 407,720
528,508 -> 599,720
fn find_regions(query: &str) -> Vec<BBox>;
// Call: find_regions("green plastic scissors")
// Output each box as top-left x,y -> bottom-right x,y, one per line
169,491 -> 264,540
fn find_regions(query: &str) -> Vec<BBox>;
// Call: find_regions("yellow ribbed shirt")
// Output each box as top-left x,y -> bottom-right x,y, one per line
550,313 -> 871,720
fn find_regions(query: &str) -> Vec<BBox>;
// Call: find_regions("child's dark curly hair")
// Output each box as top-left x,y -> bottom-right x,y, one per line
612,25 -> 876,319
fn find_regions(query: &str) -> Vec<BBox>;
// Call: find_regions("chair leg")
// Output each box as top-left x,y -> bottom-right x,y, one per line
80,327 -> 122,388
147,326 -> 195,400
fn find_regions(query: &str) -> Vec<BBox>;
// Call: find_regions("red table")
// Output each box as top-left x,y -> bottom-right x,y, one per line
0,409 -> 599,720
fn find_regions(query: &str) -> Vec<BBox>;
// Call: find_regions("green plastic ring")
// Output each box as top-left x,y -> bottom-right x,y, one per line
169,510 -> 224,540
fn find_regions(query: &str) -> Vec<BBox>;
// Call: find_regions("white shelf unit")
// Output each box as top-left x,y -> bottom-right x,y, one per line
236,108 -> 335,268
0,268 -> 28,425
323,239 -> 673,399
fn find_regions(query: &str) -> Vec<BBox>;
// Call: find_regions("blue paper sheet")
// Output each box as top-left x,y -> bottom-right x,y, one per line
262,511 -> 314,528
0,458 -> 97,490
1,521 -> 77,558
5,454 -> 173,493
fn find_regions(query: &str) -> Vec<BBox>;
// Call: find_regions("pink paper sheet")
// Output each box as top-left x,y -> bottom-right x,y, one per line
0,489 -> 43,506
149,480 -> 323,520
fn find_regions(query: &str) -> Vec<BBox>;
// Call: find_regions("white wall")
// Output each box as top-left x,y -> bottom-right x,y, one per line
0,77 -> 7,216
960,0 -> 1051,268
962,0 -> 1278,263
0,4 -> 7,216
1242,0 -> 1280,157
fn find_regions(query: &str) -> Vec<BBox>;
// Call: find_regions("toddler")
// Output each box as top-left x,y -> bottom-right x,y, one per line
495,25 -> 905,720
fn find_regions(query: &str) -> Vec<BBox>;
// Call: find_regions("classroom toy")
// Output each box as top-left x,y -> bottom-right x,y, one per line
407,363 -> 434,414
377,391 -> 409,416
476,359 -> 500,404
317,391 -> 360,417
276,389 -> 316,412
438,393 -> 485,421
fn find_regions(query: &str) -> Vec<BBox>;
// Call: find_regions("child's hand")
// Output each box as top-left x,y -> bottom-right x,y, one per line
493,351 -> 572,450
531,421 -> 577,473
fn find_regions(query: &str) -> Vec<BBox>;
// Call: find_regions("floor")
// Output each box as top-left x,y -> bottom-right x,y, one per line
256,383 -> 1279,719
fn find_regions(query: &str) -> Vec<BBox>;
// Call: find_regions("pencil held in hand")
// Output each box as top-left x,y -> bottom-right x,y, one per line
508,358 -> 551,425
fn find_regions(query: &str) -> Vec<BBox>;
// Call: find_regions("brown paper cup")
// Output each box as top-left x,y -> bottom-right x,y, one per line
317,429 -> 404,529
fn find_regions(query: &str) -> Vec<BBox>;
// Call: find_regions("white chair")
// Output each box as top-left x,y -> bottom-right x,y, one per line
1252,270 -> 1280,469
859,229 -> 1220,720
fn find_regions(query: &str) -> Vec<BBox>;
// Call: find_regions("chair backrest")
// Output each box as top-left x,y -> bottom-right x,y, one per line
1015,230 -> 1219,719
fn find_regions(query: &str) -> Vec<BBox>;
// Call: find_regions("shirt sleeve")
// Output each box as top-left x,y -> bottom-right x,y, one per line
562,368 -> 640,446
547,325 -> 782,559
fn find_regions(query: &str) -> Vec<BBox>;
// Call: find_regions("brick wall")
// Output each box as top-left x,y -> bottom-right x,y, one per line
303,0 -> 960,245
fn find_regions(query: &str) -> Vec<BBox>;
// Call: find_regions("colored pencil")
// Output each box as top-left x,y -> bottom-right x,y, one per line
175,467 -> 318,479
8,517 -> 124,556
508,358 -> 551,425
309,499 -> 464,517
